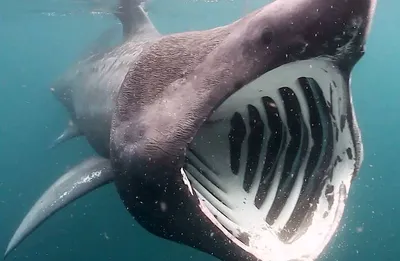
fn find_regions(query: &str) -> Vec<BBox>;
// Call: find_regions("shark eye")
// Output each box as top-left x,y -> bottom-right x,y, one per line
261,29 -> 273,45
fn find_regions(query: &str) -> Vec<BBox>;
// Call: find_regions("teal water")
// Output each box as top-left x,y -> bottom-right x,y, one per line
0,0 -> 398,260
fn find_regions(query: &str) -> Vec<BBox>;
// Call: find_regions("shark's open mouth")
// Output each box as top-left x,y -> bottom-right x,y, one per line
183,59 -> 363,261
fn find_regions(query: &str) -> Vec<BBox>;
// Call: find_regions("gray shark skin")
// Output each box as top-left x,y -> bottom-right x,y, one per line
50,0 -> 160,157
4,0 -> 160,258
5,0 -> 377,261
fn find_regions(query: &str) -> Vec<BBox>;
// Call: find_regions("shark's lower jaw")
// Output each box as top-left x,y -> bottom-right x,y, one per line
184,58 -> 363,261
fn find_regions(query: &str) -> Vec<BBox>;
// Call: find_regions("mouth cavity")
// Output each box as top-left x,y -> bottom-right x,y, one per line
184,58 -> 362,261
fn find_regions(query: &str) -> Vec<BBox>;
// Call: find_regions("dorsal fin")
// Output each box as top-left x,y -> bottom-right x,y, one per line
114,0 -> 159,40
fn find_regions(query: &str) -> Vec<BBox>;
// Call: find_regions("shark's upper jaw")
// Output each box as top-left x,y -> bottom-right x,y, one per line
184,57 -> 362,261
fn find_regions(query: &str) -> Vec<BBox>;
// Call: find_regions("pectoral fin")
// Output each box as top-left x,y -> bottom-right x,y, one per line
4,157 -> 113,259
48,120 -> 81,149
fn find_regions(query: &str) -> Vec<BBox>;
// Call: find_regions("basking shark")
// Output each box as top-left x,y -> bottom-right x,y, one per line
5,0 -> 377,260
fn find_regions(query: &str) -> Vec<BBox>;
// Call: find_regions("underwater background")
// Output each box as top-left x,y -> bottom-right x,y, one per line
0,0 -> 398,260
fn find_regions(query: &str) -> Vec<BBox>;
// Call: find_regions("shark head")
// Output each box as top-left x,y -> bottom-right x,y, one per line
110,0 -> 377,260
